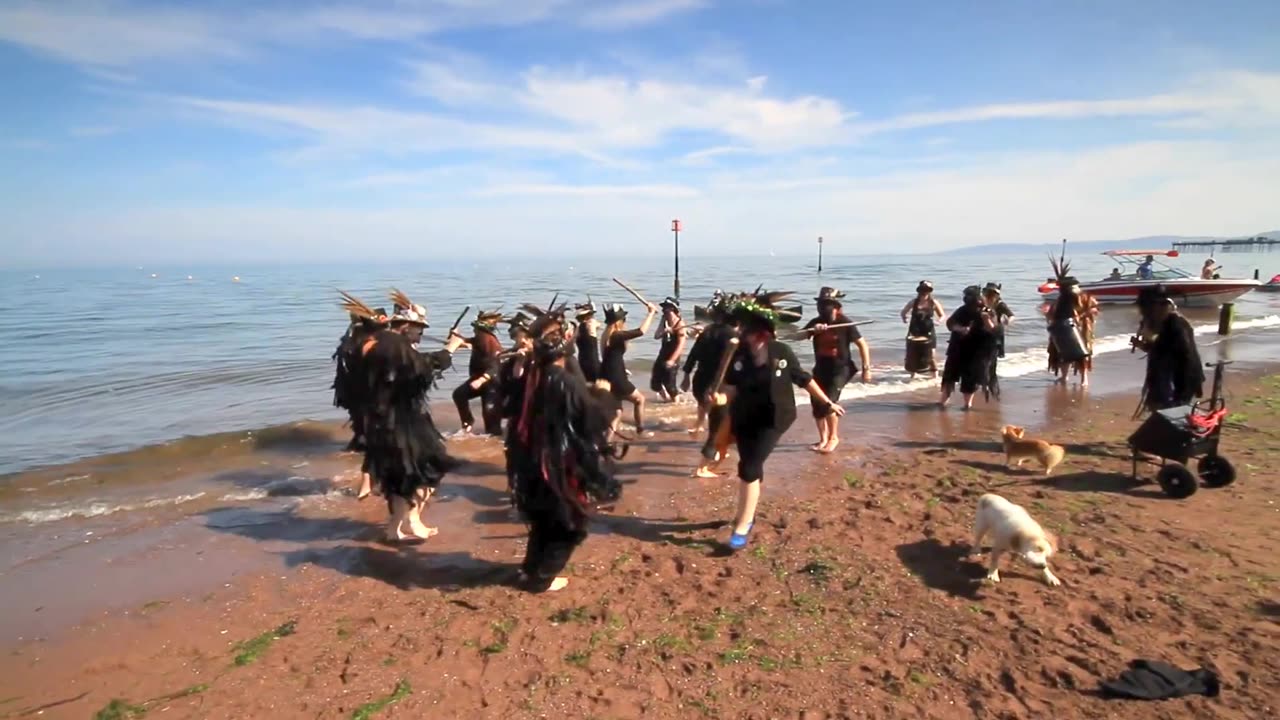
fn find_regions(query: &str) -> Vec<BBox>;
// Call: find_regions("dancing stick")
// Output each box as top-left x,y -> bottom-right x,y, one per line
706,337 -> 741,401
448,306 -> 471,337
611,277 -> 651,308
802,320 -> 876,335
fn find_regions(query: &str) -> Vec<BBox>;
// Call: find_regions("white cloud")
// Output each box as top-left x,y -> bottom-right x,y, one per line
70,125 -> 121,137
580,0 -> 708,29
476,182 -> 700,197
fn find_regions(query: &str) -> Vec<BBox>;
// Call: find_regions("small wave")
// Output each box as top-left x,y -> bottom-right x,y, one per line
47,473 -> 92,486
0,492 -> 207,525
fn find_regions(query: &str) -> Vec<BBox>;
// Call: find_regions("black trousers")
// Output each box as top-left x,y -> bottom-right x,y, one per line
522,509 -> 587,588
453,379 -> 502,436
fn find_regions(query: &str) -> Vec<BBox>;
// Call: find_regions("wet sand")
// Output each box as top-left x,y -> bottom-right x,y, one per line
1,347 -> 1278,719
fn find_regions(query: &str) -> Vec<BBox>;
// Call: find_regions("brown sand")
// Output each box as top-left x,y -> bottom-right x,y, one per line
1,372 -> 1279,719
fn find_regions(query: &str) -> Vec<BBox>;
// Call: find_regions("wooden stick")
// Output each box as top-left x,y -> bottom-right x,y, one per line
707,337 -> 741,400
802,320 -> 876,335
448,306 -> 471,336
611,277 -> 651,308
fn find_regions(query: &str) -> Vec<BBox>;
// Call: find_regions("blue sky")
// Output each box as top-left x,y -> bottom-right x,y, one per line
2,0 -> 1278,267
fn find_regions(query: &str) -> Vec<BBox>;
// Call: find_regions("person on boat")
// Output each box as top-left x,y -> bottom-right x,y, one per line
1108,268 -> 1123,281
349,293 -> 465,542
803,286 -> 870,454
507,305 -> 622,592
601,301 -> 658,435
939,286 -> 999,410
682,294 -> 736,437
650,297 -> 687,403
574,301 -> 602,382
451,310 -> 505,436
1137,255 -> 1156,280
900,281 -> 944,379
1047,276 -> 1100,387
714,295 -> 844,550
1200,259 -> 1220,280
1133,286 -> 1204,416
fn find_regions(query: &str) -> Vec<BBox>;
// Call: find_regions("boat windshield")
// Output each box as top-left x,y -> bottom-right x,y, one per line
1106,254 -> 1192,280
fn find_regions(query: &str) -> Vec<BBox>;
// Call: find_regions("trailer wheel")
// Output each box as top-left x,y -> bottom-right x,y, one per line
1197,455 -> 1237,488
1156,464 -> 1198,499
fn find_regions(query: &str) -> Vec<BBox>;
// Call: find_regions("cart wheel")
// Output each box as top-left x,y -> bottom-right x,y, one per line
1197,455 -> 1237,488
1156,464 -> 1198,499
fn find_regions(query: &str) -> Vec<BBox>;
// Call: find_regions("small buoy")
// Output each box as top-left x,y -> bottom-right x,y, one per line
33,274 -> 40,280
232,276 -> 241,282
187,275 -> 194,281
150,273 -> 158,278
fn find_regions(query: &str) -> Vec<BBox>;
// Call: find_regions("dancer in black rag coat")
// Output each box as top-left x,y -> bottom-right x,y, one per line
1132,285 -> 1204,416
348,290 -> 466,542
506,303 -> 622,592
332,304 -> 390,499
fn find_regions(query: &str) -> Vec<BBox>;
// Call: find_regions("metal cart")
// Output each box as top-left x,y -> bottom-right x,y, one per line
1127,361 -> 1237,499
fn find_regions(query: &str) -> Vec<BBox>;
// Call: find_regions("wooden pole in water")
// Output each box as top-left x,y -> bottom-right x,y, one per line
818,236 -> 824,273
672,219 -> 682,300
1218,302 -> 1234,336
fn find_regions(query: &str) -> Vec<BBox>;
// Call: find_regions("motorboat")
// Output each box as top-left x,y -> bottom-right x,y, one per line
1037,250 -> 1260,307
1258,274 -> 1280,292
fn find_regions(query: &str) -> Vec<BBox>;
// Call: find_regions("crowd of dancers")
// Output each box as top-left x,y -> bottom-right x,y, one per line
329,254 -> 1204,593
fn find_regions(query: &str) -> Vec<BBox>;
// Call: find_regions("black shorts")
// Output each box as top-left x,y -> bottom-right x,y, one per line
941,353 -> 978,394
650,359 -> 678,396
812,357 -> 851,418
734,423 -> 782,483
609,377 -> 637,399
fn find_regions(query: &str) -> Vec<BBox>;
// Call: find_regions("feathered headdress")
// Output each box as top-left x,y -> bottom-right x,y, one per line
387,288 -> 428,326
1049,240 -> 1078,288
523,301 -> 575,359
729,287 -> 795,330
338,291 -> 389,327
473,309 -> 505,331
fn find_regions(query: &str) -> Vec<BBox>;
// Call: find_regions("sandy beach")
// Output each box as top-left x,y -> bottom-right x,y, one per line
0,347 -> 1277,720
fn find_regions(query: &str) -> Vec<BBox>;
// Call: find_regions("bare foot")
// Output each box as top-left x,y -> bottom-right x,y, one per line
819,439 -> 840,454
692,467 -> 718,478
687,426 -> 704,435
546,577 -> 569,592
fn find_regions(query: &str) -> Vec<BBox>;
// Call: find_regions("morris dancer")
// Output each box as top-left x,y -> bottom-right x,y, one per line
601,301 -> 658,435
681,294 -> 735,436
452,310 -> 505,436
900,281 -> 943,380
348,291 -> 465,541
1133,286 -> 1204,415
574,301 -> 602,382
1047,256 -> 1100,387
714,295 -> 844,550
650,297 -> 687,403
939,286 -> 999,410
982,282 -> 1014,387
507,305 -> 622,592
332,305 -> 389,499
803,286 -> 870,454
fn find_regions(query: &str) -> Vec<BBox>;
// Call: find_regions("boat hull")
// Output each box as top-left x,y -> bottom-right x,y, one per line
1039,279 -> 1260,307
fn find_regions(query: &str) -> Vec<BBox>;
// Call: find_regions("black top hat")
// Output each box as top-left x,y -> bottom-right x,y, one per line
916,281 -> 933,294
604,304 -> 628,324
814,286 -> 846,303
983,282 -> 1002,295
660,296 -> 680,311
574,301 -> 597,318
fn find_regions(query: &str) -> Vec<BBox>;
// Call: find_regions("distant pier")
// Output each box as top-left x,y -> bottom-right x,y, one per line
1172,236 -> 1280,253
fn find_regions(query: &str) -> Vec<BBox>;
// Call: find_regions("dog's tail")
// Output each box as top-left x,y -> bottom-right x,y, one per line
1046,444 -> 1067,469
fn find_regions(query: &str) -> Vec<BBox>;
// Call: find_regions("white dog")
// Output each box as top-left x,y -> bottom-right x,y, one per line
971,493 -> 1061,587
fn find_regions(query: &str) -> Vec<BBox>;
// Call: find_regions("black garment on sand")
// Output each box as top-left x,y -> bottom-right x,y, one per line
1100,659 -> 1220,701
723,340 -> 813,482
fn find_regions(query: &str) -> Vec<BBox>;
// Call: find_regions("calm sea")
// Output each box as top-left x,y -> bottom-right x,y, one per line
3,252 -> 1280,476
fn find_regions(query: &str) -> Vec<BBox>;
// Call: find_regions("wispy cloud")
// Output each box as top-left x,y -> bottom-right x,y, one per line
476,182 -> 700,197
70,125 -> 121,138
580,0 -> 709,29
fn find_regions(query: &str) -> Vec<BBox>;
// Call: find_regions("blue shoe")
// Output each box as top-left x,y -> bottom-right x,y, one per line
728,523 -> 754,550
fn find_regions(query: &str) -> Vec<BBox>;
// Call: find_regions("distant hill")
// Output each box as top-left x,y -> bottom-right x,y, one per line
942,231 -> 1277,255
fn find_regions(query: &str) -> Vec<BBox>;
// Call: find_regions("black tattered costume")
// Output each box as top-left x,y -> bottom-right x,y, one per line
941,287 -> 1000,400
1135,286 -> 1204,415
453,313 -> 506,436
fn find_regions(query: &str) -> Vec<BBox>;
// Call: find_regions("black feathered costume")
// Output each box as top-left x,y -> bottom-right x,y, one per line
1134,287 -> 1204,416
506,307 -> 622,590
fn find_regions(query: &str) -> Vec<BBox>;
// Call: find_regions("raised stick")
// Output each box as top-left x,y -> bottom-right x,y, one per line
611,277 -> 651,308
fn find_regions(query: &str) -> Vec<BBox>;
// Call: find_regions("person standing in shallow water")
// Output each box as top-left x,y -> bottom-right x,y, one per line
802,287 -> 870,454
452,310 -> 505,436
650,297 -> 687,403
574,302 -> 601,382
900,281 -> 944,380
600,301 -> 658,435
681,294 -> 734,437
714,296 -> 844,550
982,282 -> 1014,389
939,286 -> 999,410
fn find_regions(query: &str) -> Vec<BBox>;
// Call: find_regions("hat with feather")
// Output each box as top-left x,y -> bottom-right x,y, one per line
338,291 -> 390,329
388,289 -> 429,327
730,288 -> 795,332
603,303 -> 629,325
1049,250 -> 1080,291
473,309 -> 504,333
521,301 -> 575,361
575,297 -> 598,319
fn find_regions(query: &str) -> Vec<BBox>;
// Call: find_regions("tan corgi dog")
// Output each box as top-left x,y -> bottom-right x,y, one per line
1001,425 -> 1066,476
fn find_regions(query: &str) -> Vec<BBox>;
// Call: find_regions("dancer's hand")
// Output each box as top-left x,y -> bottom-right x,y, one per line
712,392 -> 728,406
829,403 -> 846,417
445,333 -> 467,352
